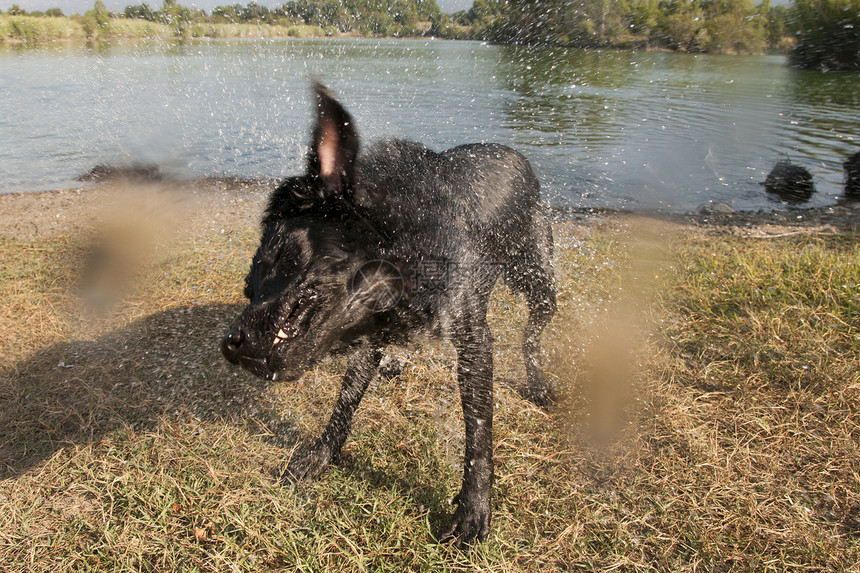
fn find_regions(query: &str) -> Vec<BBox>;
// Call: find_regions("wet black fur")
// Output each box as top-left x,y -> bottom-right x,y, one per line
845,151 -> 860,198
222,83 -> 556,546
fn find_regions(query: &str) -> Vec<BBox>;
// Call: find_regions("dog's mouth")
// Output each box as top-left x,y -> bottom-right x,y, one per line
272,291 -> 320,343
263,367 -> 303,383
240,294 -> 324,380
228,352 -> 305,383
222,287 -> 351,382
221,311 -> 316,382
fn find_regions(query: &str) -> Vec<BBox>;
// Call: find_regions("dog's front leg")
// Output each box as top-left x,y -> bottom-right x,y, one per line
282,345 -> 382,483
440,321 -> 494,547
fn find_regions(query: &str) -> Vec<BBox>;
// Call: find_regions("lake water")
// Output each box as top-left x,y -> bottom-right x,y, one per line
1,38 -> 858,212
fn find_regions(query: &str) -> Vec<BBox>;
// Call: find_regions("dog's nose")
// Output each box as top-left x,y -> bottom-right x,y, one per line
221,327 -> 245,363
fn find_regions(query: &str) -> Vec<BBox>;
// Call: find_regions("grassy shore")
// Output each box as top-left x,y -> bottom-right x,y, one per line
0,15 -> 326,42
0,181 -> 858,571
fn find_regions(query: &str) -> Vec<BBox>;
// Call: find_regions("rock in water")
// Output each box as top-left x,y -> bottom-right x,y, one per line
844,151 -> 860,199
694,201 -> 735,215
762,159 -> 815,204
78,164 -> 164,182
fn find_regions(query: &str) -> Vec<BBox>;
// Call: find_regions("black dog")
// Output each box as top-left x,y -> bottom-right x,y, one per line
221,83 -> 556,546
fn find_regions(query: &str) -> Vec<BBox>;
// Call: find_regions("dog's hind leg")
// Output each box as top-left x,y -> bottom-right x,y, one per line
505,214 -> 557,407
519,267 -> 556,407
281,345 -> 382,483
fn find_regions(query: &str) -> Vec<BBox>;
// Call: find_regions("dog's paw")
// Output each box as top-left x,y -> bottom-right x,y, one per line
378,355 -> 405,380
504,373 -> 557,409
436,492 -> 491,548
525,368 -> 557,408
519,379 -> 556,409
278,445 -> 332,484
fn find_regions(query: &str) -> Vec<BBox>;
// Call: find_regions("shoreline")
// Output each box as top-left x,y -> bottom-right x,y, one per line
2,178 -> 857,242
0,33 -> 785,60
0,16 -> 786,57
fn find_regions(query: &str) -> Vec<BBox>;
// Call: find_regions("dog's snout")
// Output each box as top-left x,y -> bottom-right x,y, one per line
221,327 -> 245,363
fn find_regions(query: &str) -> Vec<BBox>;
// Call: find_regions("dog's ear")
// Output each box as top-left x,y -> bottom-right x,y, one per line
308,82 -> 359,197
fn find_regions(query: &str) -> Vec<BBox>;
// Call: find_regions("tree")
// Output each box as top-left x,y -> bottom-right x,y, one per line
763,1 -> 790,49
653,0 -> 709,52
702,0 -> 767,54
157,0 -> 193,36
125,3 -> 156,21
242,2 -> 273,24
45,7 -> 65,17
627,0 -> 661,46
85,0 -> 112,34
789,0 -> 860,70
279,0 -> 442,36
212,5 -> 242,23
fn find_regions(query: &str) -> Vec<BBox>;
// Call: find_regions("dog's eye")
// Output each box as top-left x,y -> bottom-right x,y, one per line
282,290 -> 319,323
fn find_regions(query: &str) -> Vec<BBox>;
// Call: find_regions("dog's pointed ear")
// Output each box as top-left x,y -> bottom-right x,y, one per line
308,82 -> 359,197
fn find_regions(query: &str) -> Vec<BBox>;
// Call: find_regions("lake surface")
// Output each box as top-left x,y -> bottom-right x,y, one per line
1,39 -> 858,212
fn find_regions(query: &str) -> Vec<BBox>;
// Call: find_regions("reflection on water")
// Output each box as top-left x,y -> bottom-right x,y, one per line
498,46 -> 859,210
1,39 -> 857,211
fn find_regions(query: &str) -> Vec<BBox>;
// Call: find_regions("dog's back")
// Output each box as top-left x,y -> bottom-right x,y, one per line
356,139 -> 546,262
354,137 -> 556,404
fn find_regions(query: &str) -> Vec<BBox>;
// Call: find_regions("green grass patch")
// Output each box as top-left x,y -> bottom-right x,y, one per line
668,233 -> 860,392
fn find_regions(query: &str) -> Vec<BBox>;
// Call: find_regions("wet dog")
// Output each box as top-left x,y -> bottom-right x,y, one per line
222,82 -> 556,546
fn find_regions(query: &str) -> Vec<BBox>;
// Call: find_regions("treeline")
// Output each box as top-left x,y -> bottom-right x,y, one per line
1,0 -> 331,40
454,0 -> 778,53
454,0 -> 859,68
128,0 -> 445,36
1,0 -> 444,38
4,5 -> 66,17
278,0 -> 444,36
3,1 -> 858,69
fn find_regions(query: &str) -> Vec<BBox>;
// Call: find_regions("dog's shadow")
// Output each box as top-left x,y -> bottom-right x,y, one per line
1,305 -> 454,518
0,304 -> 300,478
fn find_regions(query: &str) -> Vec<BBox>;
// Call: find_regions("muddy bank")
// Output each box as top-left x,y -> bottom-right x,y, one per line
655,200 -> 860,235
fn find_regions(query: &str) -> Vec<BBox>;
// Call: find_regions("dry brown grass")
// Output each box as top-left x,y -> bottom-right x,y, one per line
1,184 -> 858,571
